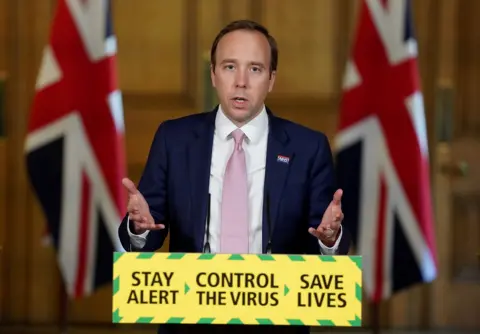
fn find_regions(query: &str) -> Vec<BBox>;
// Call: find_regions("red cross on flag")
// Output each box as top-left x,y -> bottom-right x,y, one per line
334,0 -> 438,302
24,0 -> 126,299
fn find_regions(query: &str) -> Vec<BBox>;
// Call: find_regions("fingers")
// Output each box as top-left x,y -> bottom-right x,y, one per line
310,189 -> 344,242
135,221 -> 165,231
128,213 -> 165,230
319,211 -> 343,231
122,177 -> 138,195
308,226 -> 322,239
308,226 -> 335,240
123,178 -> 159,232
131,215 -> 165,231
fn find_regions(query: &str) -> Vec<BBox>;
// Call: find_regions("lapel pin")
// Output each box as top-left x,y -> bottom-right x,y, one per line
277,155 -> 290,164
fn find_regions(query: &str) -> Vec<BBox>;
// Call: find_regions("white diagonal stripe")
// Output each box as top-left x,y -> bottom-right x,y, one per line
36,46 -> 62,90
108,90 -> 125,133
25,113 -> 125,297
334,115 -> 436,299
342,59 -> 361,91
405,92 -> 429,156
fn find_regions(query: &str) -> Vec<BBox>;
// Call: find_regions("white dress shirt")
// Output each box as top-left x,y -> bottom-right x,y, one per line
127,105 -> 342,254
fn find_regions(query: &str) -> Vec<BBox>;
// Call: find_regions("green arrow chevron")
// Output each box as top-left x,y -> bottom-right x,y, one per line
167,253 -> 185,259
112,308 -> 122,323
113,252 -> 123,263
197,317 -> 215,324
356,283 -> 362,302
227,318 -> 243,325
349,315 -> 361,326
137,252 -> 155,259
350,255 -> 362,269
113,276 -> 120,295
256,318 -> 274,325
166,317 -> 184,324
198,253 -> 215,260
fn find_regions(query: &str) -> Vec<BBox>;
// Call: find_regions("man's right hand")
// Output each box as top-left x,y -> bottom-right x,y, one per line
122,177 -> 165,235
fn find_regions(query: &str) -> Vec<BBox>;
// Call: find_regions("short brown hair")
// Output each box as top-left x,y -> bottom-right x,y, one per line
210,20 -> 278,74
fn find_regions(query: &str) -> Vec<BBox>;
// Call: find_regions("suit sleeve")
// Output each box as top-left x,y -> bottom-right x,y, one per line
118,122 -> 170,252
305,133 -> 351,255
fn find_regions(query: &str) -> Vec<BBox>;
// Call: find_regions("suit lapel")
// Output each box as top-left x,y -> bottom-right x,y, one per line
262,112 -> 294,253
187,109 -> 216,251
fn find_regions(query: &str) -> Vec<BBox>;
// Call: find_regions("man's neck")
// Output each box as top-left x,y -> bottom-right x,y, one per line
220,105 -> 264,128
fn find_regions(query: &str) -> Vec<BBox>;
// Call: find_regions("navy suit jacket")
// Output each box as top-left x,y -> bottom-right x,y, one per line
118,107 -> 351,333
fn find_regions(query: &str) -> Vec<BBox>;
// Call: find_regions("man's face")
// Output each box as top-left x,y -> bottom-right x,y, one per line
211,29 -> 276,126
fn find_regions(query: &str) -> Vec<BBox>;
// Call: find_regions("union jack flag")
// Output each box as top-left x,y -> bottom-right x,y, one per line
334,0 -> 437,302
24,0 -> 126,299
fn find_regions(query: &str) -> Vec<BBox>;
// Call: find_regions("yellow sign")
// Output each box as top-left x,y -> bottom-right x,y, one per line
112,252 -> 362,327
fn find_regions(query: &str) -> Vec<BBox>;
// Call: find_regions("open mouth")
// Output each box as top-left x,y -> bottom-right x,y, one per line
232,97 -> 248,102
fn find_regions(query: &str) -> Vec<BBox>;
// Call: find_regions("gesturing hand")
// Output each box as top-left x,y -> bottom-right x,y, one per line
122,178 -> 164,235
308,189 -> 344,247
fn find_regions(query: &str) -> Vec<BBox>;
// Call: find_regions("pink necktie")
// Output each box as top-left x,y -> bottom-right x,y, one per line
220,129 -> 249,253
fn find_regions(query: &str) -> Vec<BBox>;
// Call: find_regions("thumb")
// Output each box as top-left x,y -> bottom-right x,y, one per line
122,178 -> 138,195
332,189 -> 343,206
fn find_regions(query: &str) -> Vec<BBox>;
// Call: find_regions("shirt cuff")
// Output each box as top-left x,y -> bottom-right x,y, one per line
318,225 -> 343,255
127,216 -> 149,250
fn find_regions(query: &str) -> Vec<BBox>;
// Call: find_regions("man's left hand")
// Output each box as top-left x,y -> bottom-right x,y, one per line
308,189 -> 344,247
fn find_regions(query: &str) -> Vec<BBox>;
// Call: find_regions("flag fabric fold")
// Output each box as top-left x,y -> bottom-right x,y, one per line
25,0 -> 126,299
334,0 -> 437,302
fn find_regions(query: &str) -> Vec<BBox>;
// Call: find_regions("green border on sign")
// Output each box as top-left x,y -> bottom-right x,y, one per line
112,252 -> 362,327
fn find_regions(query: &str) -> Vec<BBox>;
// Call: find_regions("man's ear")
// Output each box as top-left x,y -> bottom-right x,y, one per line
210,64 -> 216,88
268,70 -> 276,93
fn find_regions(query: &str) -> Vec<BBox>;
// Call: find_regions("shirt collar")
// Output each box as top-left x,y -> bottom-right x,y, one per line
215,104 -> 268,144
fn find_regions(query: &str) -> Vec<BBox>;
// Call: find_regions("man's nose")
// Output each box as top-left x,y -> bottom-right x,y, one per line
235,70 -> 248,88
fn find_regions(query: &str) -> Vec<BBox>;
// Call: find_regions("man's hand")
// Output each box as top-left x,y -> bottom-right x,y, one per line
123,178 -> 164,235
308,189 -> 344,247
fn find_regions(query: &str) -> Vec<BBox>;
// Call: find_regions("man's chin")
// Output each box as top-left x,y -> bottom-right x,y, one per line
230,113 -> 254,126
224,105 -> 262,126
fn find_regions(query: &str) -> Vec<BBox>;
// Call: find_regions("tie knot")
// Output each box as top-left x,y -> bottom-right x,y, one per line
231,129 -> 245,148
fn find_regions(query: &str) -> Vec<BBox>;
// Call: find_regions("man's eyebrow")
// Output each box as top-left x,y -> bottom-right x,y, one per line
250,61 -> 266,68
219,59 -> 266,68
220,58 -> 238,64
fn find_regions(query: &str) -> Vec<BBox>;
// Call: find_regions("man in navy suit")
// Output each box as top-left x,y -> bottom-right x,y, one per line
118,19 -> 350,334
